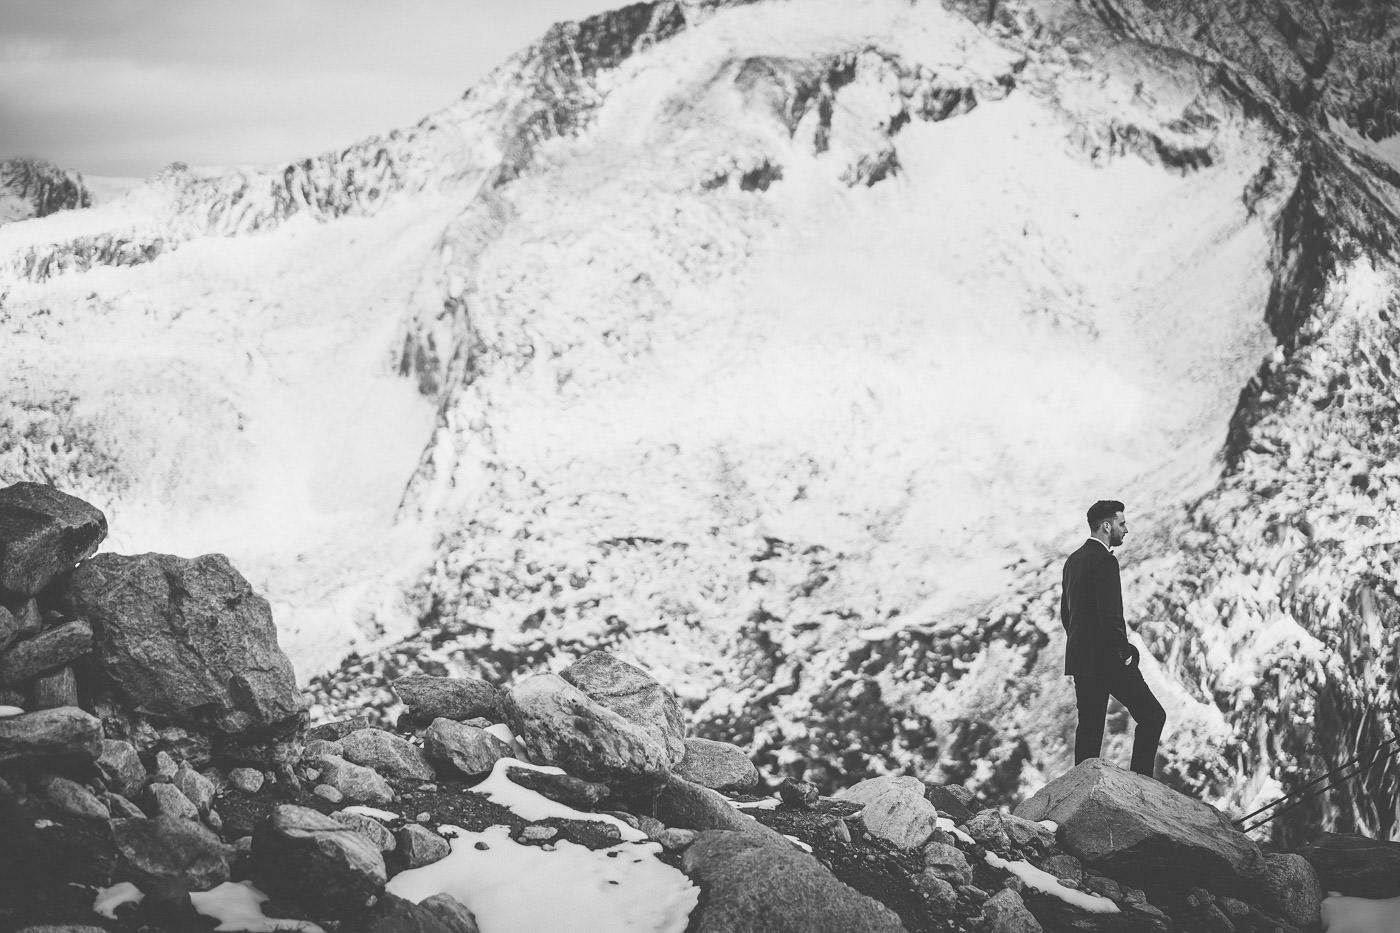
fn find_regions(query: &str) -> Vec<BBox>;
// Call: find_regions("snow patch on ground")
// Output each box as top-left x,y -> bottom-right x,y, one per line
387,823 -> 697,933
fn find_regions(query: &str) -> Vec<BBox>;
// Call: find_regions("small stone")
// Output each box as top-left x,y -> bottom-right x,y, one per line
155,751 -> 178,778
333,811 -> 398,854
206,809 -> 223,832
315,784 -> 345,804
303,738 -> 344,761
917,872 -> 959,912
96,739 -> 148,796
173,762 -> 215,815
416,812 -> 431,823
1124,887 -> 1148,904
234,835 -> 254,854
519,825 -> 558,843
307,716 -> 372,742
147,782 -> 199,821
39,774 -> 109,819
1041,853 -> 1084,885
778,778 -> 820,809
0,621 -> 94,687
338,728 -> 435,781
104,791 -> 148,819
318,754 -> 394,805
922,840 -> 973,885
636,815 -> 666,837
654,828 -> 699,851
229,767 -> 264,794
397,823 -> 450,868
14,599 -> 43,637
1082,872 -> 1121,900
959,884 -> 989,904
474,841 -> 489,850
29,665 -> 79,709
981,887 -> 1043,933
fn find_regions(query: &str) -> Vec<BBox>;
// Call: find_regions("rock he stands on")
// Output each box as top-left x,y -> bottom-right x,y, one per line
422,718 -> 512,779
1014,759 -> 1267,899
338,727 -> 435,781
0,482 -> 108,597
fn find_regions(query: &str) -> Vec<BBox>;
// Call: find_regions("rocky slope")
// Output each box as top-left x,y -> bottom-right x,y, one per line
0,158 -> 92,225
1,0 -> 1397,848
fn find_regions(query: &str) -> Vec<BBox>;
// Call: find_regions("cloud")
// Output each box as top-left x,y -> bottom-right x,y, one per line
0,0 -> 621,176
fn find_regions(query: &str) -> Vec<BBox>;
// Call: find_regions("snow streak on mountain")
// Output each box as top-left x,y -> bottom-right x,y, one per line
2,0 -> 1397,843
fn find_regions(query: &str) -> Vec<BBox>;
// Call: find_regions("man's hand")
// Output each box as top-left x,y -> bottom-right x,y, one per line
1122,644 -> 1141,667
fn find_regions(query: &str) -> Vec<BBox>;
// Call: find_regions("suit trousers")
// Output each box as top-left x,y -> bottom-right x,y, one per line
1073,662 -> 1166,777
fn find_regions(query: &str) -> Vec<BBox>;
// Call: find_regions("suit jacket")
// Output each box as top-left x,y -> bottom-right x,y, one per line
1060,539 -> 1133,677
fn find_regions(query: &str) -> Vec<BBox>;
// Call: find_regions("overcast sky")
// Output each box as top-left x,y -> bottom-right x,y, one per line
0,0 -> 620,178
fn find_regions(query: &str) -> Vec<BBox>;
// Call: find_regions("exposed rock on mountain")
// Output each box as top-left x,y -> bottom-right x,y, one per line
0,159 -> 91,225
2,0 -> 1398,849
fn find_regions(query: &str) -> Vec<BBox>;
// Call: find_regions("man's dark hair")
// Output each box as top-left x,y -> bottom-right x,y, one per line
1086,500 -> 1125,532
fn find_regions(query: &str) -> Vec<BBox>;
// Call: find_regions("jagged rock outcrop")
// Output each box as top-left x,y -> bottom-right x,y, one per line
0,482 -> 107,596
65,551 -> 304,763
0,159 -> 91,224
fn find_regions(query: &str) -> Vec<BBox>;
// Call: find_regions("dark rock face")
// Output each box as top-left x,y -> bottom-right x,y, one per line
1297,832 -> 1400,898
0,483 -> 107,597
252,804 -> 387,917
1013,760 -> 1267,899
681,829 -> 905,933
0,159 -> 92,220
0,706 -> 102,765
66,552 -> 303,757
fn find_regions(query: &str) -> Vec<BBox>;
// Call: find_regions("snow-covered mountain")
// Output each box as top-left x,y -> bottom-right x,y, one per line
2,0 -> 1397,844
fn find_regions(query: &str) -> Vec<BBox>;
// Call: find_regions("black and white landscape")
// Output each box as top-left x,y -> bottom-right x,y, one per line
3,0 -> 1398,858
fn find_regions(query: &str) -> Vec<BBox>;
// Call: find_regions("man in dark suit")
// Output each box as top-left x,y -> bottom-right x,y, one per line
1061,499 -> 1165,777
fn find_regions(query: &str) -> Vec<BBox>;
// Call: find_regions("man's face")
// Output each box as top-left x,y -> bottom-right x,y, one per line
1106,512 -> 1128,547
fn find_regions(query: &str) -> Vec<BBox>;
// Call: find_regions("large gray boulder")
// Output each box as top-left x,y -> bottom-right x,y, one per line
836,775 -> 942,849
65,552 -> 304,757
560,651 -> 687,764
681,830 -> 906,932
0,706 -> 101,765
1013,760 -> 1267,898
0,483 -> 107,596
422,718 -> 512,778
500,673 -> 674,790
252,804 -> 387,917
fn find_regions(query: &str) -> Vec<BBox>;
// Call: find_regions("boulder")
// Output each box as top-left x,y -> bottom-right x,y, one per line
560,651 -> 686,763
423,718 -> 512,778
95,739 -> 147,796
674,737 -> 761,791
654,774 -> 790,847
0,620 -> 94,687
339,728 -> 435,781
681,830 -> 905,932
38,774 -> 109,819
835,775 -> 942,849
418,893 -> 482,933
113,815 -> 232,891
1013,759 -> 1267,898
318,754 -> 396,805
1259,852 -> 1322,931
65,552 -> 304,757
924,783 -> 976,823
0,604 -> 18,653
500,674 -> 674,790
333,811 -> 398,854
1296,832 -> 1400,898
396,823 -> 450,868
0,706 -> 102,765
228,767 -> 264,794
252,804 -> 387,916
504,764 -> 609,808
0,482 -> 107,596
922,840 -> 973,885
982,888 -> 1043,933
392,674 -> 501,722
